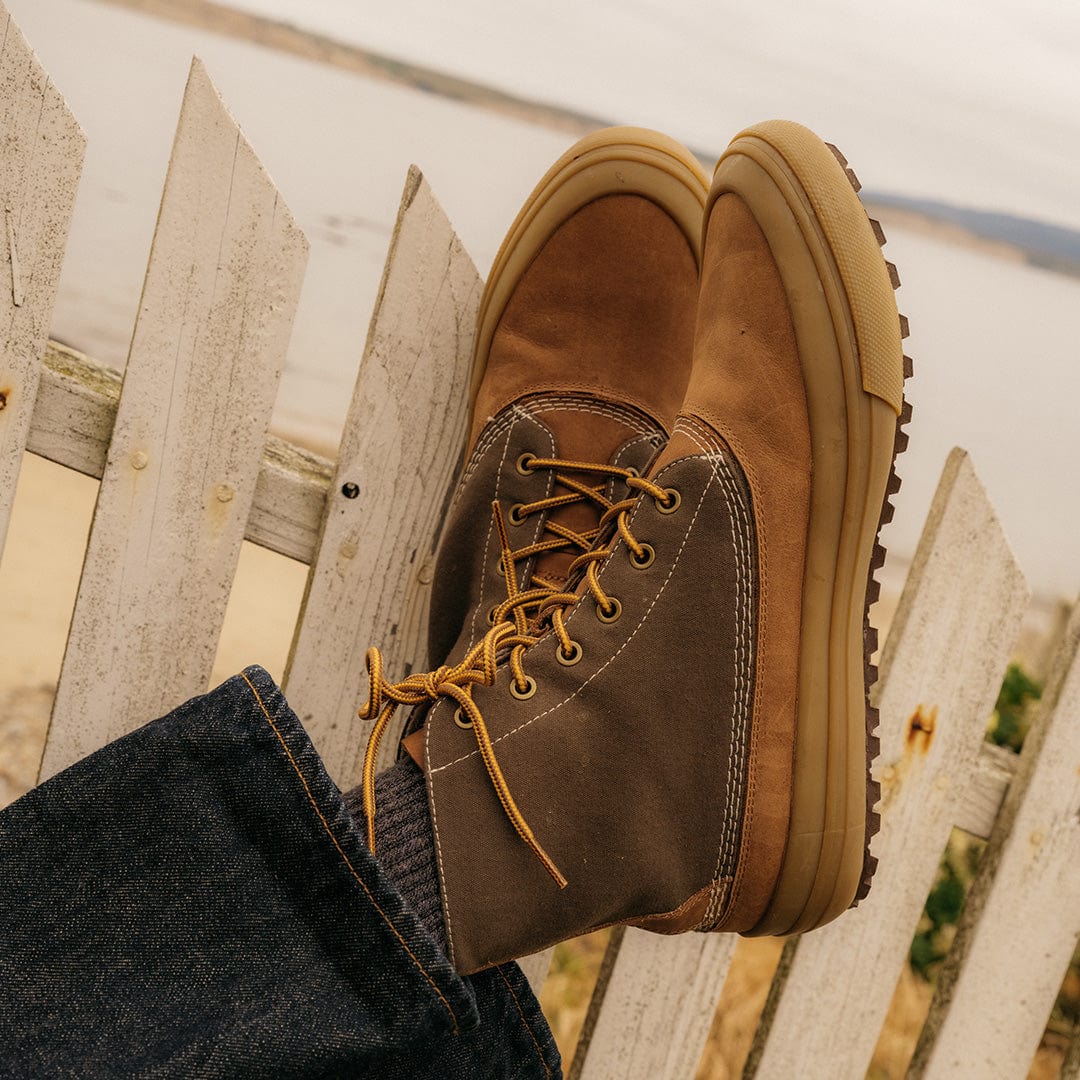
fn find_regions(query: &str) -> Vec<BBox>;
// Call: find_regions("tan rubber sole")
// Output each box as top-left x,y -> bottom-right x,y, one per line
468,127 -> 710,434
709,121 -> 910,935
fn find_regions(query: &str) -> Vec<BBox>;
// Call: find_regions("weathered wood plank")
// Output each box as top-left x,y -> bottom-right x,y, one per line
28,341 -> 333,563
518,947 -> 554,998
40,59 -> 307,779
749,449 -> 1030,1080
954,739 -> 1017,840
911,604 -> 1080,1079
0,3 -> 84,553
283,167 -> 480,786
572,930 -> 736,1080
28,340 -> 121,475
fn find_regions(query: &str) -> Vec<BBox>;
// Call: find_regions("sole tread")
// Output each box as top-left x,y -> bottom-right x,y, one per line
848,161 -> 913,910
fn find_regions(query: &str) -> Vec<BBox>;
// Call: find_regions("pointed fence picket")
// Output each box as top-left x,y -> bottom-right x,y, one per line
283,166 -> 480,787
3,4 -> 1079,1075
40,57 -> 307,779
744,449 -> 1031,1079
910,604 -> 1080,1078
0,8 -> 84,552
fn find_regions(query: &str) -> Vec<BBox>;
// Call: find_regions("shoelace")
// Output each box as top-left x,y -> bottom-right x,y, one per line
493,454 -> 643,606
359,468 -> 678,887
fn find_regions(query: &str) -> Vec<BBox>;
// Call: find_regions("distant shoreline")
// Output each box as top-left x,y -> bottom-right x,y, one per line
93,0 -> 606,135
94,0 -> 1080,283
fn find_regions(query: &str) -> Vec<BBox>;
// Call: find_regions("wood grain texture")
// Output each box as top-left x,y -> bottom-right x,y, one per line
750,449 -> 1030,1080
572,930 -> 736,1080
911,605 -> 1080,1079
283,167 -> 480,786
41,59 -> 307,779
28,341 -> 333,563
0,3 -> 84,551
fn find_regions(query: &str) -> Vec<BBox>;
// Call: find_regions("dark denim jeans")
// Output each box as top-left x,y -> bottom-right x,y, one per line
0,667 -> 561,1079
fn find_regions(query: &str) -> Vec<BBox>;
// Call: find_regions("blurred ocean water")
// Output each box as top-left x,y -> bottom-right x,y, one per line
9,0 -> 1080,600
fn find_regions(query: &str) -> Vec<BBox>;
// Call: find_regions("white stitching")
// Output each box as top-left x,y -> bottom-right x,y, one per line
462,407 -> 555,652
675,422 -> 739,922
430,450 -> 715,774
520,394 -> 658,434
424,708 -> 456,966
608,433 -> 664,500
459,394 -> 660,493
675,419 -> 755,923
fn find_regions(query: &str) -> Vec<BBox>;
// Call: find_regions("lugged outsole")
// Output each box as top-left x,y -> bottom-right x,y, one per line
822,143 -> 913,909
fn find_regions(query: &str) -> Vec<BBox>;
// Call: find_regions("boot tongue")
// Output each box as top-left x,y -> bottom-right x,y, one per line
526,403 -> 661,588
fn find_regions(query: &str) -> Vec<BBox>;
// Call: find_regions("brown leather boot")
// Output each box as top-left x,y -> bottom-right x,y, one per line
425,127 -> 709,670
362,121 -> 910,974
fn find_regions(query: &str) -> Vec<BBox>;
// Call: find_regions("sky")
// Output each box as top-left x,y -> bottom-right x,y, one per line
224,0 -> 1080,230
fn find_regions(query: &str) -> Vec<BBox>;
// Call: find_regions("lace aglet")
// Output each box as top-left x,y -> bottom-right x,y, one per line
546,862 -> 569,890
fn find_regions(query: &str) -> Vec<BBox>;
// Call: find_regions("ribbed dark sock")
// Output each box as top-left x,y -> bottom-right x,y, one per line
343,757 -> 447,955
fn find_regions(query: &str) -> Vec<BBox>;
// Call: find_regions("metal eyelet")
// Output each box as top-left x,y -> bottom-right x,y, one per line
495,555 -> 506,577
630,544 -> 655,569
510,676 -> 537,700
487,605 -> 499,625
508,503 -> 528,526
656,488 -> 681,514
624,466 -> 640,479
516,453 -> 537,475
596,597 -> 622,623
454,707 -> 473,729
556,640 -> 583,666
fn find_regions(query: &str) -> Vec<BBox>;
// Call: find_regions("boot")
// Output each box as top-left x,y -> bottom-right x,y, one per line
363,120 -> 910,973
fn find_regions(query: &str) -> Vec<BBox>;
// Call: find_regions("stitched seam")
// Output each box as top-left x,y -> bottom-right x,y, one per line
687,410 -> 769,930
608,432 -> 665,500
674,421 -> 739,922
721,440 -> 755,888
463,406 -> 553,652
523,398 -> 656,434
426,711 -> 456,966
693,420 -> 755,918
460,396 -> 660,493
517,404 -> 560,595
238,673 -> 459,1034
430,451 -> 715,773
495,964 -> 552,1080
457,412 -> 519,497
716,445 -> 753,913
676,422 -> 730,924
675,419 -> 754,923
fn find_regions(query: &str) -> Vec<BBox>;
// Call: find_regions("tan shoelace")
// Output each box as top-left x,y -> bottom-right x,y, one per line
359,469 -> 676,887
495,454 -> 643,600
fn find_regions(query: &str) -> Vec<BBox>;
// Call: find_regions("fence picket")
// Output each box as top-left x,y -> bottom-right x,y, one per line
572,931 -> 736,1080
40,59 -> 307,779
911,603 -> 1080,1078
0,2 -> 84,552
748,448 -> 1030,1079
283,167 -> 480,786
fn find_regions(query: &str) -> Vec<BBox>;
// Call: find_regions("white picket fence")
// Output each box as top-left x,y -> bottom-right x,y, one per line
2,6 -> 1079,1077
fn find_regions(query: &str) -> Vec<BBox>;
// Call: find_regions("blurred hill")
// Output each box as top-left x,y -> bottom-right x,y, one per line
865,193 -> 1080,278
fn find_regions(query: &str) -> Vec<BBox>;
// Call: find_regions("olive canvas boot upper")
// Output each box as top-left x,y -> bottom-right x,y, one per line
361,121 -> 910,975
425,129 -> 710,671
